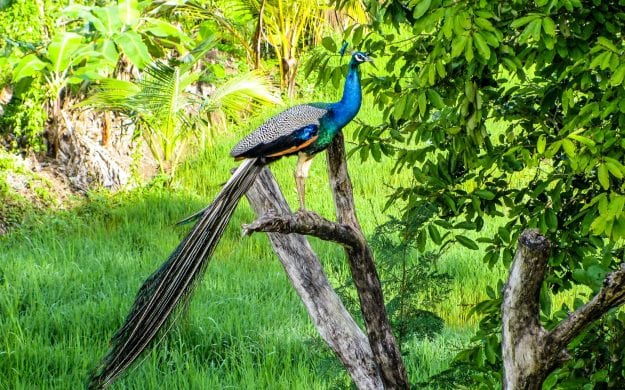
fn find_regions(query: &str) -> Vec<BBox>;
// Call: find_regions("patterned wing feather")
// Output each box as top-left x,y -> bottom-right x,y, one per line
230,104 -> 328,158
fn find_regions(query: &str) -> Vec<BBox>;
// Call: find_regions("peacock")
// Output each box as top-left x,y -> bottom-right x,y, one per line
88,51 -> 373,388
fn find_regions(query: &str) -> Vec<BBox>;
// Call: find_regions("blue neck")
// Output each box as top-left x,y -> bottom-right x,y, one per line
330,61 -> 362,128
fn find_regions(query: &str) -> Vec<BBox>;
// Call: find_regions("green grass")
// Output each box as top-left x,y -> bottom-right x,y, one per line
0,95 -> 504,389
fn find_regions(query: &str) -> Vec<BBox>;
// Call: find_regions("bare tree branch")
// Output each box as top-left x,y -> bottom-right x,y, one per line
242,210 -> 362,249
244,167 -> 384,389
548,263 -> 625,352
326,134 -> 409,389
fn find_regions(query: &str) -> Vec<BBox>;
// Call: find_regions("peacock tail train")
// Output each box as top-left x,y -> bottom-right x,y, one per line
88,158 -> 264,389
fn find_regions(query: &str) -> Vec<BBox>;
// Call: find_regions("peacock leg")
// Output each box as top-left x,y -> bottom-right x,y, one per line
295,153 -> 314,210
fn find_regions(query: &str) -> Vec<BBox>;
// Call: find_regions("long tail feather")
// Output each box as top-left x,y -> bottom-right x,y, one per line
89,158 -> 264,389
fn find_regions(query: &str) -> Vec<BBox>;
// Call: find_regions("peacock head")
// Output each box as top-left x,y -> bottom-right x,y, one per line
350,51 -> 373,67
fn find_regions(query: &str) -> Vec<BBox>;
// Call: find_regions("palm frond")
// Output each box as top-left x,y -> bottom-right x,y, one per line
206,71 -> 282,117
77,79 -> 140,111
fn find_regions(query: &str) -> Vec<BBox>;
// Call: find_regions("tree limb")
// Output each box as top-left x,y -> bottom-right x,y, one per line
242,210 -> 362,249
326,133 -> 409,389
244,167 -> 384,389
548,262 -> 625,352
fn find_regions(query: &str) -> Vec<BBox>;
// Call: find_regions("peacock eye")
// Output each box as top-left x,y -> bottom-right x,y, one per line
354,53 -> 364,62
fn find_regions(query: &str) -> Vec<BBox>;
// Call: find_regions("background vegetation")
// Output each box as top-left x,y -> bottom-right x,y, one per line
1,0 -> 624,388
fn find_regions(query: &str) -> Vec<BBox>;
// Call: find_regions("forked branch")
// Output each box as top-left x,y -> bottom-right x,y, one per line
503,229 -> 625,389
245,134 -> 409,389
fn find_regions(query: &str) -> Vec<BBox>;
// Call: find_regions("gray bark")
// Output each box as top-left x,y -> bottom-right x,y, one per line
502,229 -> 625,389
326,134 -> 409,389
244,134 -> 409,389
245,168 -> 384,389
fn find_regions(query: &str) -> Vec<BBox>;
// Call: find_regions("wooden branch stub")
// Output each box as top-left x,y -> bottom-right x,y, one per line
242,210 -> 362,249
502,229 -> 552,390
503,229 -> 625,389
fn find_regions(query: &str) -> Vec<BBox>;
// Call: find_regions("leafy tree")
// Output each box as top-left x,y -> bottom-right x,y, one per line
81,57 -> 281,177
4,0 -> 188,156
164,0 -> 368,97
320,0 -> 625,387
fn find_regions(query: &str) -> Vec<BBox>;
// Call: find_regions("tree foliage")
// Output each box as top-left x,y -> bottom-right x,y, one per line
319,0 -> 625,386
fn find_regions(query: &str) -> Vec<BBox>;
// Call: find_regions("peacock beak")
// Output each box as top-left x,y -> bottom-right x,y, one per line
363,53 -> 376,70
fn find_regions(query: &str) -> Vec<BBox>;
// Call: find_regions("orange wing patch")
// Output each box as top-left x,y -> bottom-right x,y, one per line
266,135 -> 319,158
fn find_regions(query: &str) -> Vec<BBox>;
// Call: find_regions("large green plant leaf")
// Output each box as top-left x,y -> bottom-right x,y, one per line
119,0 -> 140,27
12,53 -> 47,81
113,31 -> 151,69
91,5 -> 123,37
48,32 -> 84,75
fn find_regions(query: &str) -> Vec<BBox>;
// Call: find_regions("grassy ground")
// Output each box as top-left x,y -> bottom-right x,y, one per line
0,94 -> 505,388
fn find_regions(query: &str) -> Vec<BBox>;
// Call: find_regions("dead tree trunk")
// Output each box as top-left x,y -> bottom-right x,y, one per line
502,229 -> 625,389
245,170 -> 383,389
243,135 -> 409,389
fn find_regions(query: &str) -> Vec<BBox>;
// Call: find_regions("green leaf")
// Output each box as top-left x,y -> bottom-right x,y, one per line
427,89 -> 445,109
510,14 -> 540,28
474,32 -> 490,60
568,134 -> 596,148
464,36 -> 474,62
529,18 -> 542,41
451,34 -> 467,58
598,163 -> 610,190
114,31 -> 151,69
597,36 -> 618,53
546,208 -> 558,232
456,235 -> 479,250
474,189 -> 495,200
12,53 -> 47,81
92,5 -> 122,36
610,64 -> 625,86
428,224 -> 442,245
498,226 -> 510,243
119,0 -> 140,27
590,51 -> 610,69
418,92 -> 427,117
143,18 -> 188,41
573,264 -> 611,291
371,143 -> 381,161
98,39 -> 119,65
413,0 -> 432,19
562,138 -> 576,158
48,32 -> 84,75
542,17 -> 556,36
417,229 -> 427,252
537,135 -> 546,153
321,36 -> 337,53
474,17 -> 495,32
604,157 -> 625,179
